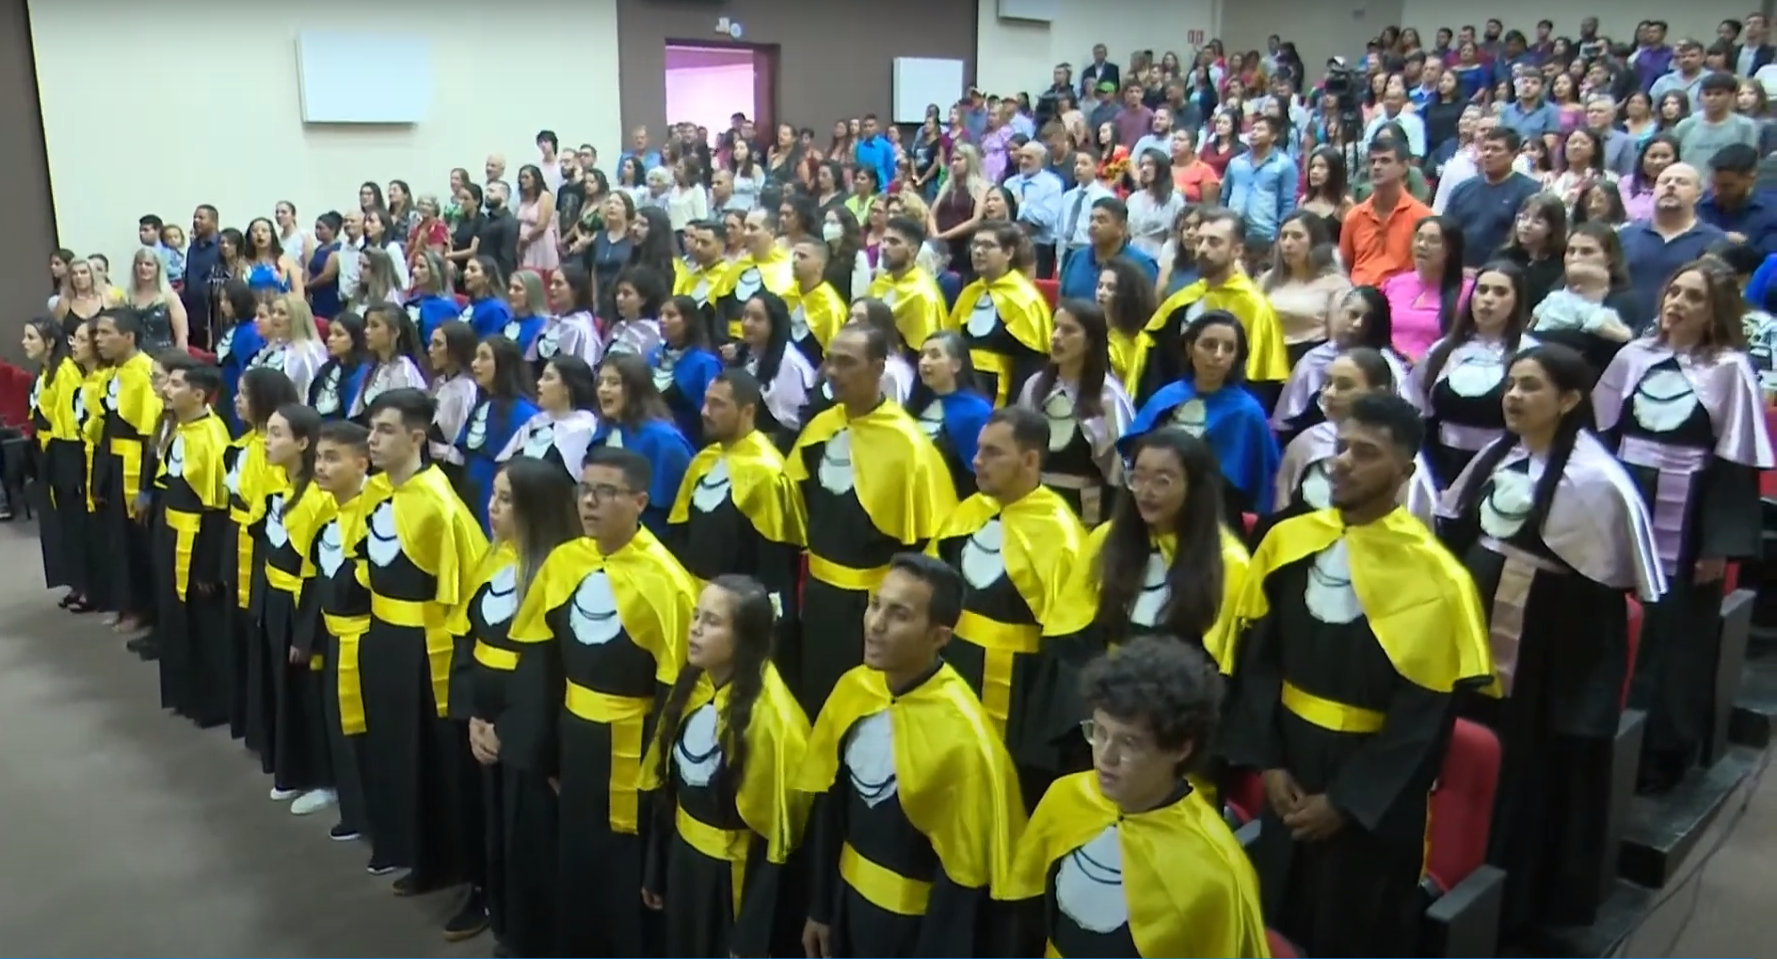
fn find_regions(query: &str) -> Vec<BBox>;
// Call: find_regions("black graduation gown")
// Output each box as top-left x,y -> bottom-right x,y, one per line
804,686 -> 1000,957
1607,362 -> 1762,766
451,560 -> 559,959
666,486 -> 803,679
793,457 -> 905,716
314,505 -> 372,839
93,393 -> 157,618
1441,466 -> 1629,930
26,381 -> 64,589
356,503 -> 472,882
47,414 -> 91,596
1424,367 -> 1509,491
222,443 -> 265,745
503,602 -> 664,957
1225,558 -> 1453,959
259,491 -> 334,792
153,448 -> 230,728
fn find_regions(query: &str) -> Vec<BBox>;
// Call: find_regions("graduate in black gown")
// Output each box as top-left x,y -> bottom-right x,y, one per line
946,221 -> 1054,408
905,331 -> 994,502
258,404 -> 339,815
732,290 -> 819,452
225,368 -> 298,749
640,575 -> 814,958
353,389 -> 487,893
310,421 -> 374,846
665,369 -> 806,659
786,322 -> 958,714
452,458 -> 580,956
22,318 -> 73,595
150,357 -> 232,728
1004,637 -> 1270,959
42,319 -> 96,612
795,553 -> 1027,958
926,406 -> 1088,797
1592,260 -> 1775,792
503,446 -> 701,957
1438,344 -> 1666,930
92,308 -> 164,636
1224,393 -> 1495,958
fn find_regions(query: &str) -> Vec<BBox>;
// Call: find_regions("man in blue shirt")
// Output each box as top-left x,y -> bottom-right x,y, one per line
1500,72 -> 1561,143
1621,162 -> 1726,331
1444,127 -> 1542,267
181,205 -> 222,348
620,127 -> 662,172
1220,115 -> 1298,264
1057,197 -> 1158,301
854,114 -> 896,196
1699,144 -> 1777,257
1005,142 -> 1065,278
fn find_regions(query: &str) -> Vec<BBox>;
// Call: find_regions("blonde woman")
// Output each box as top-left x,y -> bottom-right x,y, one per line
249,293 -> 328,399
87,254 -> 126,302
930,143 -> 991,270
123,248 -> 189,351
349,246 -> 404,315
52,258 -> 114,334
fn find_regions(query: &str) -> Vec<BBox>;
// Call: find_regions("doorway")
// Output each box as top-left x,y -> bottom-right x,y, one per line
664,42 -> 776,141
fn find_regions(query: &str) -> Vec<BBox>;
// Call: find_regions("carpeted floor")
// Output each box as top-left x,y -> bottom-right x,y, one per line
0,518 -> 1767,958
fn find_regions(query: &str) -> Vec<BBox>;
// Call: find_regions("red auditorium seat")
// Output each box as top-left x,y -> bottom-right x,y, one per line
1624,597 -> 1643,712
1242,512 -> 1258,537
1724,562 -> 1741,595
314,316 -> 330,339
1266,928 -> 1300,958
0,363 -> 33,431
1420,718 -> 1506,958
1225,768 -> 1264,825
186,346 -> 218,365
1034,278 -> 1059,310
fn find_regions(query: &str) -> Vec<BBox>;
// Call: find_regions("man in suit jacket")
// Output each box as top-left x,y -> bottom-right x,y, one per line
1079,44 -> 1120,98
1738,13 -> 1777,76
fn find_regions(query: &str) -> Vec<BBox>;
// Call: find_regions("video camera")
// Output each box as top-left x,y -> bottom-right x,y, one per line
1322,59 -> 1362,119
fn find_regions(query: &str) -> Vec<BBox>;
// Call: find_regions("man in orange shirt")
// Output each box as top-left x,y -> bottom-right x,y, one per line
1339,135 -> 1431,288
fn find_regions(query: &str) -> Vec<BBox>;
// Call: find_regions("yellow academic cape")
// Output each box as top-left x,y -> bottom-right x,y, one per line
926,486 -> 1086,734
947,271 -> 1054,406
106,350 -> 164,515
783,280 -> 848,354
787,400 -> 958,549
1004,771 -> 1271,958
867,266 -> 948,351
675,257 -> 737,307
796,664 -> 1027,898
639,663 -> 814,915
1234,507 -> 1497,694
1048,523 -> 1252,672
1147,272 -> 1290,383
156,411 -> 232,600
668,429 -> 806,546
718,249 -> 795,339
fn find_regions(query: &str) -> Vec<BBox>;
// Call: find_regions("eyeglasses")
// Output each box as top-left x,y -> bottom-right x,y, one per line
1124,471 -> 1181,495
1080,719 -> 1152,765
578,482 -> 633,503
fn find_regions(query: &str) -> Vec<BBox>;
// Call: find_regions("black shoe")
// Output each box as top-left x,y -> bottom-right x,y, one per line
366,856 -> 397,877
392,870 -> 443,897
66,597 -> 95,614
443,887 -> 490,941
57,591 -> 75,609
329,822 -> 361,842
126,637 -> 158,660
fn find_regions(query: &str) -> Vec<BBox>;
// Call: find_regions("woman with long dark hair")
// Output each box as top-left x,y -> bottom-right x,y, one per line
215,280 -> 268,434
593,353 -> 695,536
427,319 -> 481,499
498,355 -> 598,485
531,264 -> 603,377
1123,311 -> 1280,526
1409,259 -> 1538,489
735,291 -> 817,450
308,310 -> 370,421
1095,256 -> 1161,405
906,330 -> 993,500
1438,344 -> 1664,932
462,255 -> 515,340
1381,215 -> 1470,362
458,335 -> 538,532
640,575 -> 812,957
653,294 -> 725,447
1017,299 -> 1134,526
256,402 -> 337,815
349,304 -> 430,420
452,456 -> 581,958
23,317 -> 76,591
404,250 -> 460,345
225,367 -> 300,743
1272,285 -> 1413,445
630,206 -> 685,290
1594,261 -> 1774,794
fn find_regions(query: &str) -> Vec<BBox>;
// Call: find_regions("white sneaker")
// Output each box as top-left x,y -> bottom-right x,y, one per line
269,786 -> 301,802
290,788 -> 338,817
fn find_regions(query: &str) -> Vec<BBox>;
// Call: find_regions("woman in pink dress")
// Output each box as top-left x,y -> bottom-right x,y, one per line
514,163 -> 560,280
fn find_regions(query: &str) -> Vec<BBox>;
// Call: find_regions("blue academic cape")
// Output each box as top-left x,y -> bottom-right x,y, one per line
1121,377 -> 1281,513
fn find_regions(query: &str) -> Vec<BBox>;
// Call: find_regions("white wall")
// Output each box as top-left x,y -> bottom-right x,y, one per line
30,0 -> 622,269
1395,6 -> 1745,50
975,0 -> 1219,99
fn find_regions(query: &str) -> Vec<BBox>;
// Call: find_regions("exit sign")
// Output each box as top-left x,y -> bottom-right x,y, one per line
1188,28 -> 1205,44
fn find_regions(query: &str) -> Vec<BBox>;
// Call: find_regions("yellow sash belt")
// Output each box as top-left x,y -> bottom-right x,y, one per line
110,437 -> 144,517
839,842 -> 930,916
162,507 -> 203,601
806,554 -> 889,593
325,612 -> 371,735
675,803 -> 749,918
953,609 -> 1041,739
368,593 -> 454,719
1282,681 -> 1386,734
564,683 -> 655,835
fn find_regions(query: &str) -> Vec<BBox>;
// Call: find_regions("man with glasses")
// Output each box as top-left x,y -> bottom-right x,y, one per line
1224,393 -> 1494,957
796,551 -> 1025,959
927,407 -> 1086,799
1004,635 -> 1270,958
507,444 -> 699,956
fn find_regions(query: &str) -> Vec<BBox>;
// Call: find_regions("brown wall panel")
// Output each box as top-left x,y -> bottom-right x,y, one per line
0,0 -> 57,360
617,0 -> 976,137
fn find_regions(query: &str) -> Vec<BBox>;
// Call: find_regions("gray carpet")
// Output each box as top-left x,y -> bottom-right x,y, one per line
0,518 -> 1767,958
